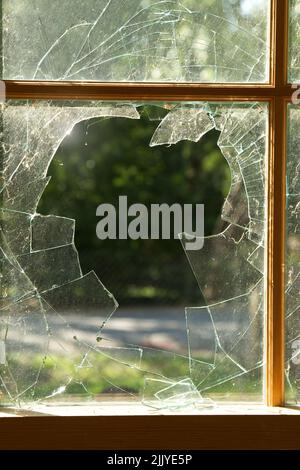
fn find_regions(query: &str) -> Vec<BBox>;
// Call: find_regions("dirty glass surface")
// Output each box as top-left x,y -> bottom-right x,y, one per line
2,0 -> 271,83
289,0 -> 300,83
0,100 -> 268,409
286,105 -> 300,404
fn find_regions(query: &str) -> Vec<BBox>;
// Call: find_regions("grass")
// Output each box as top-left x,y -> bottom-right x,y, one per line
0,350 -> 263,405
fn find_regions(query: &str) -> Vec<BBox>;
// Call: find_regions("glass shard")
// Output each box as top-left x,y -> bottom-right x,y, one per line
31,215 -> 75,251
142,377 -> 206,410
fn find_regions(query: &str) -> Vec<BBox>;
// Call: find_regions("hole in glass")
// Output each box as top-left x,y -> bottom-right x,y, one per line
38,107 -> 231,354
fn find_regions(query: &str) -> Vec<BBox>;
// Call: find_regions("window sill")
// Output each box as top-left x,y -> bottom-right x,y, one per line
0,403 -> 300,450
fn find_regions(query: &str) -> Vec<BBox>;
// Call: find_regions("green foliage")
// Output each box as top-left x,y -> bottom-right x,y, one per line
39,107 -> 231,306
0,352 -> 261,401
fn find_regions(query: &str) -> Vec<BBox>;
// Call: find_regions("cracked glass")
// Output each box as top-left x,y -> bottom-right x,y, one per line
2,0 -> 271,83
289,0 -> 300,83
0,100 -> 268,409
286,105 -> 300,404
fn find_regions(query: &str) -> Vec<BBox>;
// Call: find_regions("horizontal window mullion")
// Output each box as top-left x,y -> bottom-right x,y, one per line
3,81 -> 295,101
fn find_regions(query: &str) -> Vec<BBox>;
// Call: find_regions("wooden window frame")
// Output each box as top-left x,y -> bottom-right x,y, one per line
1,0 -> 300,450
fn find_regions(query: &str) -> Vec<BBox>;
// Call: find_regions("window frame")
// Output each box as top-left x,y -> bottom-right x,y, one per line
0,0 -> 297,450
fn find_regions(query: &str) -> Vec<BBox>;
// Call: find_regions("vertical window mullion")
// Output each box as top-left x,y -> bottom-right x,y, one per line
266,0 -> 289,406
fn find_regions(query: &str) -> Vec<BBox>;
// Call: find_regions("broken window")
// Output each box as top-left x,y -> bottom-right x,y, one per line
5,0 -> 298,420
0,101 -> 268,409
2,0 -> 271,83
289,0 -> 300,83
285,105 -> 300,404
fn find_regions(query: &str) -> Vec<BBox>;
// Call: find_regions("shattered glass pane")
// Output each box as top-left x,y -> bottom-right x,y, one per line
2,0 -> 270,83
0,100 -> 268,410
285,105 -> 300,404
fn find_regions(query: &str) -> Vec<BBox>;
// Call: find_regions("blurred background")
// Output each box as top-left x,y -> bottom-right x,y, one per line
36,105 -> 232,360
39,106 -> 231,312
